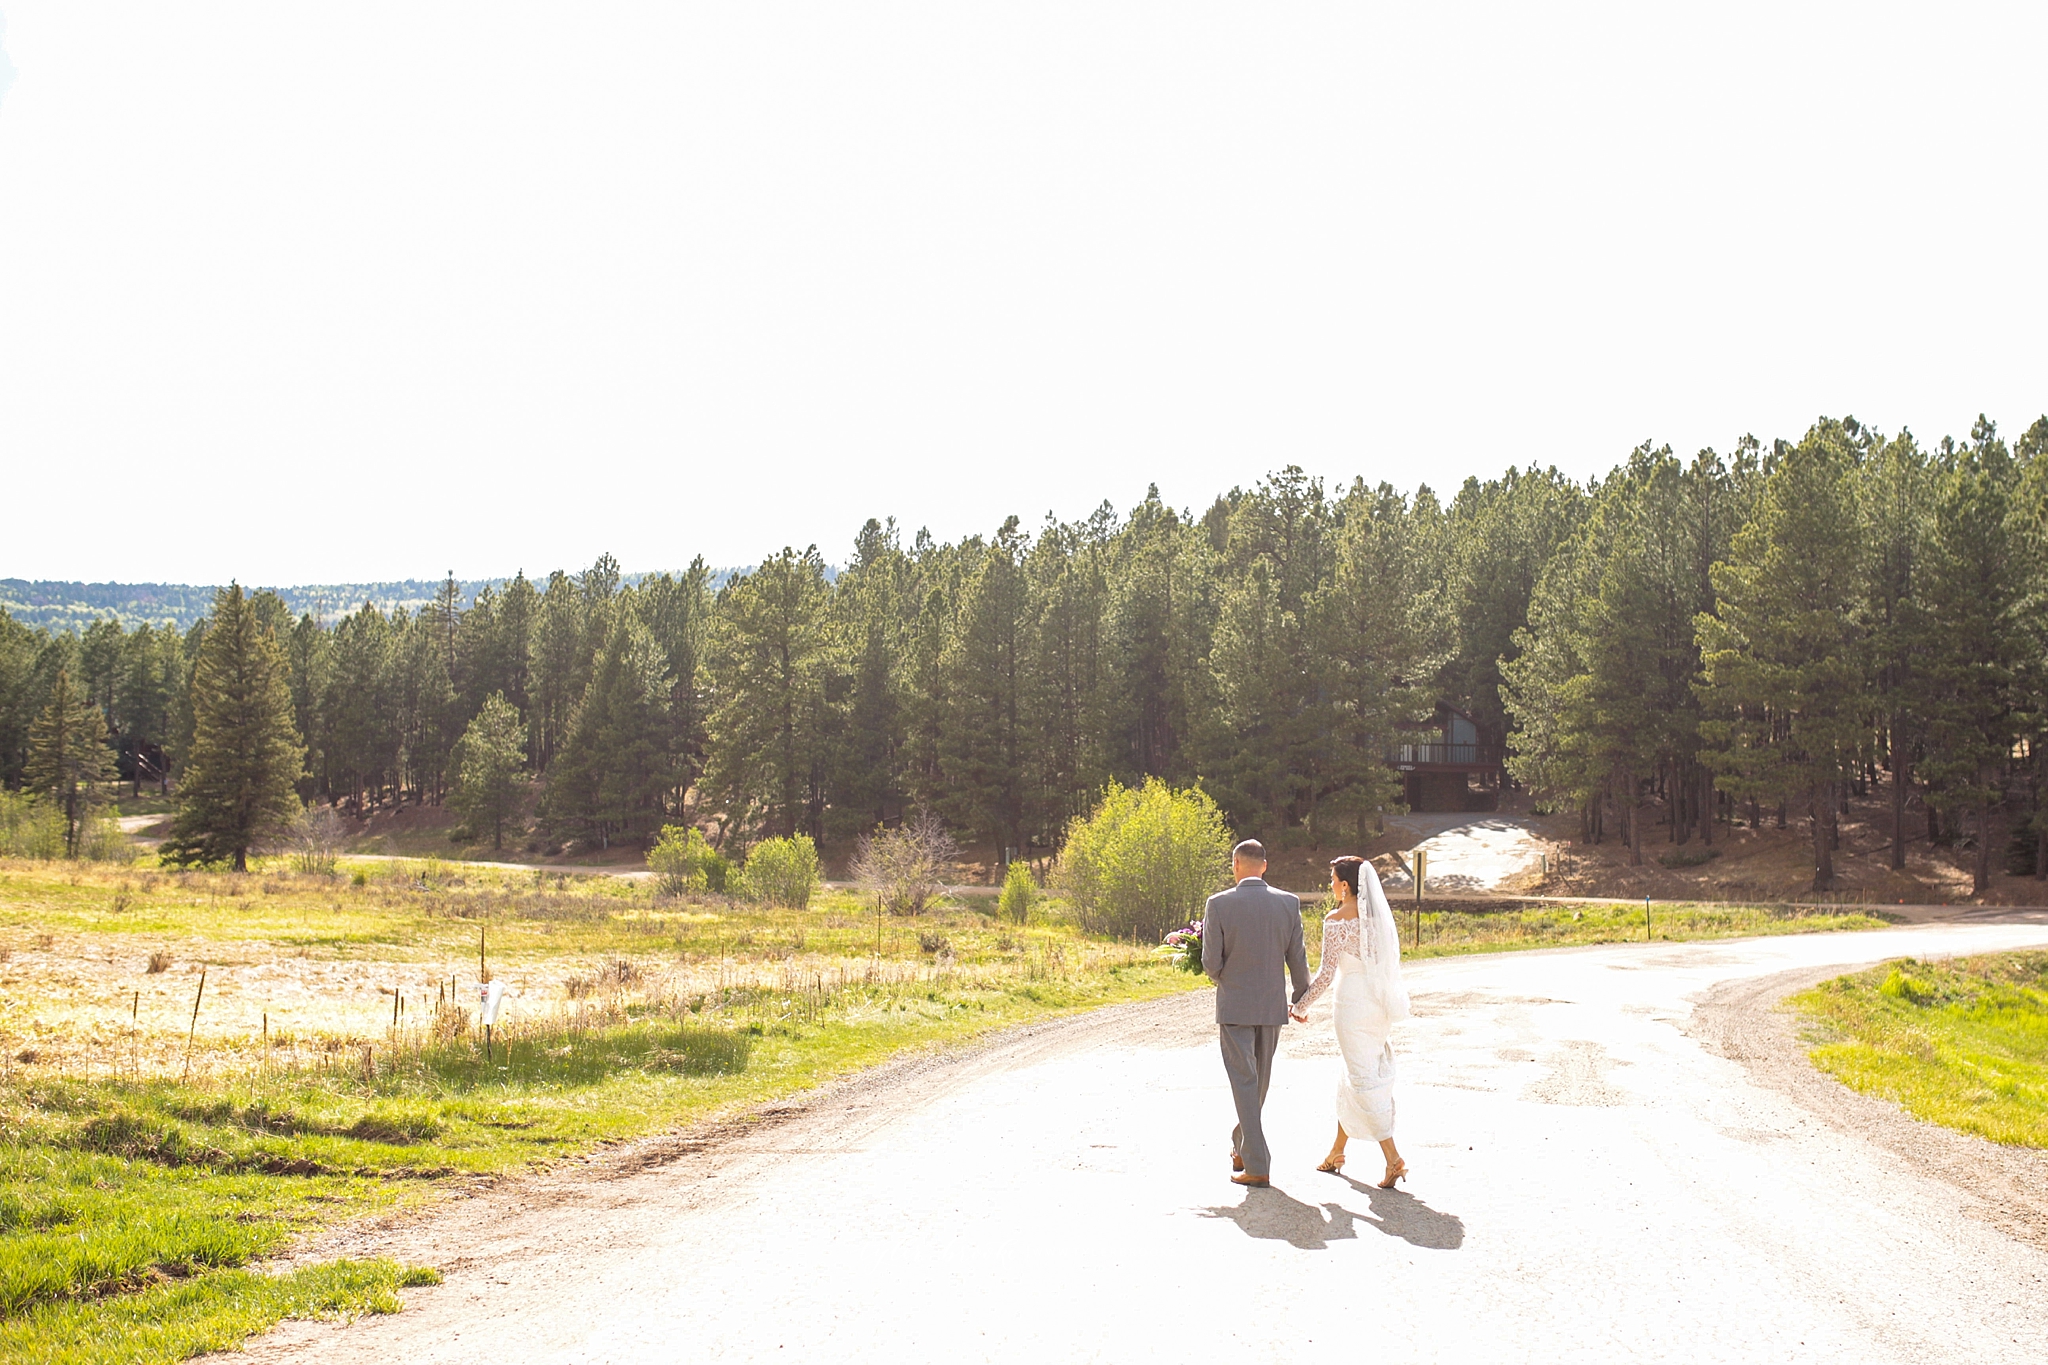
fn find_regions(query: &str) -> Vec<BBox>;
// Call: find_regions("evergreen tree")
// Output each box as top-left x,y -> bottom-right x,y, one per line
546,614 -> 674,847
634,562 -> 712,818
115,624 -> 185,795
25,667 -> 113,856
830,520 -> 913,835
1021,515 -> 1111,840
1859,431 -> 1932,868
324,603 -> 396,808
390,609 -> 456,803
704,548 -> 834,843
1308,480 -> 1435,841
529,570 -> 587,772
1697,421 -> 1869,889
1916,419 -> 2031,893
283,613 -> 331,800
939,516 -> 1031,852
451,691 -> 526,849
0,607 -> 42,789
77,618 -> 125,723
162,585 -> 306,871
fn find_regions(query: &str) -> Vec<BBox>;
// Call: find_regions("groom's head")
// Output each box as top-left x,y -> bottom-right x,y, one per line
1232,840 -> 1267,882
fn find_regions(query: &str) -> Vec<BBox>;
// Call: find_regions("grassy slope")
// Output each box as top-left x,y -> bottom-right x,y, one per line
1792,952 -> 2048,1147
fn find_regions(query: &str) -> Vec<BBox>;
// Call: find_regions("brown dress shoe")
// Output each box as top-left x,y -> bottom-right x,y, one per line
1231,1151 -> 1244,1173
1230,1172 -> 1270,1187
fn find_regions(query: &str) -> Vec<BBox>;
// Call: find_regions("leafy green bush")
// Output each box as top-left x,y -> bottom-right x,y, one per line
1052,779 -> 1232,941
0,792 -> 129,861
647,824 -> 729,895
734,835 -> 820,909
998,860 -> 1037,924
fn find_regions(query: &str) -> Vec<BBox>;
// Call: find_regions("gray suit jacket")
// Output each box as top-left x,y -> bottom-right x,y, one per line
1201,877 -> 1309,1025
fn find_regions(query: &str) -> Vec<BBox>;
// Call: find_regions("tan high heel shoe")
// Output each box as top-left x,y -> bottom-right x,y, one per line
1316,1153 -> 1345,1174
1377,1159 -> 1408,1189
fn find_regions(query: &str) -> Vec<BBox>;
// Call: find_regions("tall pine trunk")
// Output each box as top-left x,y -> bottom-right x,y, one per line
1975,799 -> 1993,896
1810,788 -> 1834,891
1890,762 -> 1908,871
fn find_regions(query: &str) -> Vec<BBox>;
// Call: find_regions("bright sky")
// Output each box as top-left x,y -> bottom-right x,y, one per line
2,3 -> 2044,585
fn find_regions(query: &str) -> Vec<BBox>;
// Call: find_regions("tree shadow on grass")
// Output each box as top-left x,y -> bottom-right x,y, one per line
1200,1177 -> 1464,1252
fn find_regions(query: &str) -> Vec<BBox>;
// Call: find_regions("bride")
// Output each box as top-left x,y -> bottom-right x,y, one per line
1288,853 -> 1410,1188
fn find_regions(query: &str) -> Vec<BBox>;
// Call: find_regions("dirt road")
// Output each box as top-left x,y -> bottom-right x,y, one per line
245,924 -> 2048,1363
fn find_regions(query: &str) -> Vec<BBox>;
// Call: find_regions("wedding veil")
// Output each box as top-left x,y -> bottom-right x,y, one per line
1357,860 -> 1412,1024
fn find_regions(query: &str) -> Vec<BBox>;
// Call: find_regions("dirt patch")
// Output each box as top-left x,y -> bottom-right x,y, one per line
1690,964 -> 2048,1255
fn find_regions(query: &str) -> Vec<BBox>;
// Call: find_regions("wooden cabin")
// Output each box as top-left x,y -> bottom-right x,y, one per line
1388,702 -> 1504,812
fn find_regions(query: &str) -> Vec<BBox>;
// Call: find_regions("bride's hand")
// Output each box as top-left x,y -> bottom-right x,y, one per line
1288,1008 -> 1307,1023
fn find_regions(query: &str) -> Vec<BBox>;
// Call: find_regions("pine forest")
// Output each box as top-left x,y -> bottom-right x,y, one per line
5,414 -> 2047,894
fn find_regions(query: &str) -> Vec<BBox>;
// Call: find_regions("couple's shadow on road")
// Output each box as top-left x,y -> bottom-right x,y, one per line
1201,1175 -> 1464,1252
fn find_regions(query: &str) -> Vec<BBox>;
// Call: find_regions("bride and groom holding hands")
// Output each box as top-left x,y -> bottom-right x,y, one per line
1202,839 -> 1411,1190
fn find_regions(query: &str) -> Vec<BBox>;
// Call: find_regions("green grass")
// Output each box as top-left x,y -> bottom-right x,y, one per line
0,856 -> 1199,1360
1791,951 -> 2048,1147
1351,900 -> 1887,959
0,1259 -> 438,1365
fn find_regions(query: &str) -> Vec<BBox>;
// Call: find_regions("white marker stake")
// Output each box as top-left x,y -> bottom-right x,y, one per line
479,980 -> 506,1064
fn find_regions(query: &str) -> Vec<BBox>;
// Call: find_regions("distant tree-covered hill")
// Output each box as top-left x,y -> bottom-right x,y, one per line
0,569 -> 761,634
0,578 -> 505,633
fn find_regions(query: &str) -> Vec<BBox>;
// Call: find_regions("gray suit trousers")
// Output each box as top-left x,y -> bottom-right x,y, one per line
1219,1023 -> 1281,1177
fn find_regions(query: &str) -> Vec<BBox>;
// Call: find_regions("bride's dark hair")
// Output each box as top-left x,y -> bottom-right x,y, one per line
1329,855 -> 1365,896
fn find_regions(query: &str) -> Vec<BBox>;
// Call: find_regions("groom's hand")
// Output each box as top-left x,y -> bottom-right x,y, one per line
1288,1008 -> 1307,1023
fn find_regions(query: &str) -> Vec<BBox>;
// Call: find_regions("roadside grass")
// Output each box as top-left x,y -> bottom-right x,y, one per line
0,857 -> 1198,1361
0,1259 -> 438,1365
1791,951 -> 2048,1147
1347,901 -> 1889,960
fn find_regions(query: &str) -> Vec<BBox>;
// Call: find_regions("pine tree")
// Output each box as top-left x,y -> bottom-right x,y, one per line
545,614 -> 676,848
830,520 -> 913,836
451,691 -> 526,849
115,624 -> 185,795
26,667 -> 113,856
162,585 -> 307,872
0,607 -> 42,789
1697,422 -> 1869,890
1859,431 -> 1932,869
1916,420 -> 2030,893
1310,480 -> 1434,842
324,603 -> 396,807
704,549 -> 833,843
939,516 -> 1030,852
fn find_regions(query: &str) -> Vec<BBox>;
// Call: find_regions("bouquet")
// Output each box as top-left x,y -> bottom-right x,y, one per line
1159,920 -> 1205,974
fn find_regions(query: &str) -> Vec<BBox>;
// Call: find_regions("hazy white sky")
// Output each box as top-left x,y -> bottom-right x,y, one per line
2,3 -> 2044,585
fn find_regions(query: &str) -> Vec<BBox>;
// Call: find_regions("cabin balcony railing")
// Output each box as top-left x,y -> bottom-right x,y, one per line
1386,742 -> 1503,768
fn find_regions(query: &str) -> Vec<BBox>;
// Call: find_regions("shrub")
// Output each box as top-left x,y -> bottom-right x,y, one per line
998,860 -> 1037,924
1657,845 -> 1721,869
734,835 -> 821,909
0,792 -> 129,861
647,825 -> 727,895
851,813 -> 956,915
1052,778 -> 1233,941
289,803 -> 345,876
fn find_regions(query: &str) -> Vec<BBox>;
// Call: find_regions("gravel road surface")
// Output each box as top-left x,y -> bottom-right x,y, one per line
244,923 -> 2048,1363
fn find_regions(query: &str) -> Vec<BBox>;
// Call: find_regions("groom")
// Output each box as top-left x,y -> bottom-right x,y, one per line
1201,839 -> 1309,1187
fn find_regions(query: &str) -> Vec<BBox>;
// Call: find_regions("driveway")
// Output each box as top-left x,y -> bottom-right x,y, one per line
245,922 -> 2048,1363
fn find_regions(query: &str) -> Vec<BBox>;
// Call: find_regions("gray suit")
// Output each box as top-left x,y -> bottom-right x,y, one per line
1201,876 -> 1309,1178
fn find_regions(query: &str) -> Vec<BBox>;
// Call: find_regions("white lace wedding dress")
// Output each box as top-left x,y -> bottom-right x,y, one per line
1295,867 -> 1410,1141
